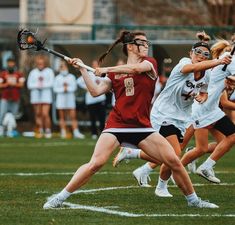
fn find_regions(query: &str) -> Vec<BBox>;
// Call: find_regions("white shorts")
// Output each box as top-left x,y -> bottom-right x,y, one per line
56,93 -> 76,109
30,89 -> 53,104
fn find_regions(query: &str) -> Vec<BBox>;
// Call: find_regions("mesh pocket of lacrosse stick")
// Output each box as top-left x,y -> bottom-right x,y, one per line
17,29 -> 45,51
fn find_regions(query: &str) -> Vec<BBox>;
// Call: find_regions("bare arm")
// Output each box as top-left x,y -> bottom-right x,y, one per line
70,58 -> 112,97
181,55 -> 232,74
95,61 -> 154,76
220,91 -> 235,110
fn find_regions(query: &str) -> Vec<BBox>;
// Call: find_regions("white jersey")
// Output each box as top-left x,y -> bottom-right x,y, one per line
151,57 -> 210,135
53,72 -> 77,109
77,72 -> 106,105
192,53 -> 235,129
229,90 -> 235,101
27,67 -> 55,104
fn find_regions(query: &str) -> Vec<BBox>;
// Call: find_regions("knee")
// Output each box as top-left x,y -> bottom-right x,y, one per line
88,160 -> 104,174
195,147 -> 207,154
166,156 -> 182,171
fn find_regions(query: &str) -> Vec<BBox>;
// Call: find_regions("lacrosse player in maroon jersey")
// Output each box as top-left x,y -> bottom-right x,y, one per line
43,31 -> 218,209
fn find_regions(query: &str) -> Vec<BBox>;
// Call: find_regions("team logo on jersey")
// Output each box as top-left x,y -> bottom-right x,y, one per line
195,120 -> 200,126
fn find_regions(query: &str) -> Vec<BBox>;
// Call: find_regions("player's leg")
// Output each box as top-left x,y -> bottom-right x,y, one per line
58,109 -> 66,138
43,133 -> 119,209
196,116 -> 235,183
138,132 -> 218,208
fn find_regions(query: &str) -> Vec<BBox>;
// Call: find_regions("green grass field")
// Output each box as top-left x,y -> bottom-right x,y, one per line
0,137 -> 235,225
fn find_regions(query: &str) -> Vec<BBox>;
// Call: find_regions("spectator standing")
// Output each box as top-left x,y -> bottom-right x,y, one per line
0,58 -> 25,136
27,55 -> 54,138
77,60 -> 106,139
54,61 -> 84,139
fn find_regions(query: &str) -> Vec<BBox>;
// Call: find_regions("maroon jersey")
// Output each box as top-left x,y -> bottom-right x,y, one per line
105,57 -> 158,130
0,70 -> 24,101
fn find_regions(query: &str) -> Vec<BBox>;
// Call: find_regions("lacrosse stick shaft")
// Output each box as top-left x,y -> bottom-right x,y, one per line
222,44 -> 235,71
42,47 -> 95,73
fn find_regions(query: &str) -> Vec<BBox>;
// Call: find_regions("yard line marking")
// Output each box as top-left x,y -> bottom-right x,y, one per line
38,183 -> 235,195
73,186 -> 138,194
1,170 -> 235,176
0,141 -> 94,147
61,202 -> 235,217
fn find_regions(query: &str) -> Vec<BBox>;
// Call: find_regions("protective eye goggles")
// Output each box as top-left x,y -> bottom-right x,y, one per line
192,48 -> 211,59
125,39 -> 151,48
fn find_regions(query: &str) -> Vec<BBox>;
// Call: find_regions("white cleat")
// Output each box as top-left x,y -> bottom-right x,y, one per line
196,166 -> 220,184
155,187 -> 173,197
113,147 -> 129,167
132,167 -> 151,187
187,161 -> 197,174
43,195 -> 64,209
188,198 -> 219,208
74,132 -> 85,139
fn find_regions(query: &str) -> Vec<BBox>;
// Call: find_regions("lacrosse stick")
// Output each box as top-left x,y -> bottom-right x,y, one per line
17,28 -> 95,72
222,44 -> 235,71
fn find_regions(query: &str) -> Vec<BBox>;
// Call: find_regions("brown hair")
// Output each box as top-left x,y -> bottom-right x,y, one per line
192,31 -> 211,50
98,30 -> 146,65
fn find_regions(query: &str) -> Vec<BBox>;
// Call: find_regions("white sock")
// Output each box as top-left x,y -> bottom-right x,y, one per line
57,188 -> 71,201
185,192 -> 198,203
125,148 -> 141,159
142,162 -> 154,174
202,157 -> 216,169
61,129 -> 66,135
156,177 -> 168,189
73,128 -> 80,135
45,128 -> 51,133
39,128 -> 44,134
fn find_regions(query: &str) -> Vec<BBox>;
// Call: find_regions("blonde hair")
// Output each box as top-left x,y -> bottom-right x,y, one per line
211,39 -> 231,59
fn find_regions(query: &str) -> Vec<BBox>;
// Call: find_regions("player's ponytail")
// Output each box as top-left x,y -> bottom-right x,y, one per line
192,31 -> 211,51
196,31 -> 211,43
98,30 -> 146,65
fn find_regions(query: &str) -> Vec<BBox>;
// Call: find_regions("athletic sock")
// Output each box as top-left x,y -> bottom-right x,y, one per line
142,162 -> 154,174
57,188 -> 71,201
125,148 -> 141,159
202,157 -> 216,169
156,177 -> 168,189
185,192 -> 198,203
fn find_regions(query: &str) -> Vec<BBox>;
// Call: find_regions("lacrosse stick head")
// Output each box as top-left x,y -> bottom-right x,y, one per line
17,28 -> 46,51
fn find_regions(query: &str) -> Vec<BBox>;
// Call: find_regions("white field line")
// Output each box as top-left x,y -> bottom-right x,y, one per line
36,183 -> 235,195
0,170 -> 235,176
0,141 -> 94,147
61,202 -> 235,218
44,186 -> 235,217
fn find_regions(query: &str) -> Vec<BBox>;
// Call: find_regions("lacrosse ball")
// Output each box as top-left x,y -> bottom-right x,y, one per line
27,36 -> 34,44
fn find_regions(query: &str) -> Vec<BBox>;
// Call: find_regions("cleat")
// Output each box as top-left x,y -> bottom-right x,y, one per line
133,167 -> 151,187
187,161 -> 197,174
113,147 -> 129,167
188,198 -> 219,208
185,146 -> 197,173
155,187 -> 173,197
196,166 -> 220,184
44,132 -> 52,139
73,132 -> 85,139
43,195 -> 64,209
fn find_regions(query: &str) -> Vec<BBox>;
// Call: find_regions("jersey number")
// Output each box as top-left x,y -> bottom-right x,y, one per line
124,78 -> 134,96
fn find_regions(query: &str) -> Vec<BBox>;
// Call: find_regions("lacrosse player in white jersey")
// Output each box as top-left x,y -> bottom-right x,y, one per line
113,32 -> 232,197
189,40 -> 235,183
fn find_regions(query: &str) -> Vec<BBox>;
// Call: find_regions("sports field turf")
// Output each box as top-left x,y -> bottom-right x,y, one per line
0,137 -> 235,225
